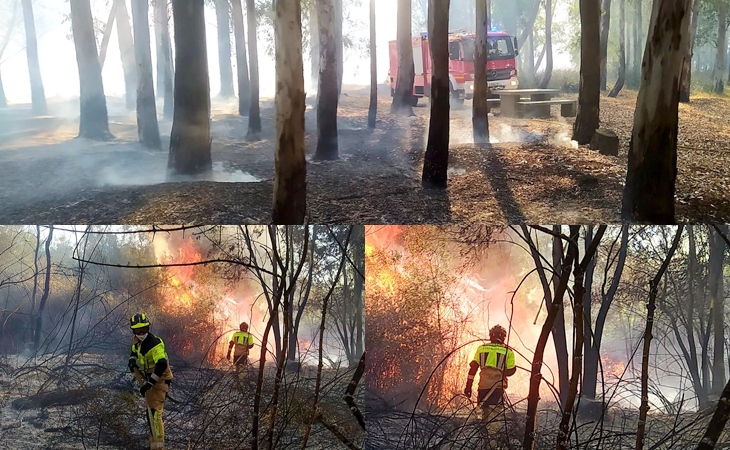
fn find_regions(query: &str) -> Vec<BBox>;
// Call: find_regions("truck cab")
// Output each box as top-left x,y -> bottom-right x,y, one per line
389,30 -> 519,105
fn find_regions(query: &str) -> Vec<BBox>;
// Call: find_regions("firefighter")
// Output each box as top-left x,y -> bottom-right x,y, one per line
463,325 -> 516,433
128,313 -> 173,450
227,322 -> 255,373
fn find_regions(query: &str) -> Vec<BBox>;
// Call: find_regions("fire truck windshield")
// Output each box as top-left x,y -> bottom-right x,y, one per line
460,37 -> 515,62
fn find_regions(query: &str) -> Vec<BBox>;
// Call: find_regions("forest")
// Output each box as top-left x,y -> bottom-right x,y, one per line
0,0 -> 728,224
0,225 -> 365,449
366,225 -> 730,449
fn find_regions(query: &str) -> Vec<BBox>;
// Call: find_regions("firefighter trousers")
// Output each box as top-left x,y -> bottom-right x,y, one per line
144,381 -> 169,450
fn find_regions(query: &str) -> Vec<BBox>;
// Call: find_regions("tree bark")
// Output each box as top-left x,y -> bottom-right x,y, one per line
552,229 -> 570,408
391,0 -> 414,115
680,0 -> 701,103
422,0 -> 450,189
231,0 -> 250,116
472,0 -> 489,144
21,0 -> 47,115
272,0 -> 306,225
154,0 -> 174,119
599,0 -> 611,91
608,0 -> 626,97
168,0 -> 211,175
334,0 -> 344,97
572,0 -> 601,145
635,226 -> 684,450
367,0 -> 377,129
314,0 -> 340,161
246,0 -> 262,138
310,5 -> 320,91
115,0 -> 137,110
131,0 -> 161,149
33,225 -> 53,350
710,225 -> 727,396
633,0 -> 642,75
621,0 -> 691,223
713,0 -> 727,94
70,0 -> 112,140
215,0 -> 234,98
538,0 -> 554,88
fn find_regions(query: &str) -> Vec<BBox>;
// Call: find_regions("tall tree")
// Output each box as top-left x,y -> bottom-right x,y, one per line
70,0 -> 112,140
710,225 -> 727,396
98,4 -> 116,69
231,0 -> 250,116
367,0 -> 377,128
21,0 -> 47,114
473,0 -> 489,143
334,0 -> 344,97
391,0 -> 415,115
634,0 -> 642,73
115,0 -> 137,110
272,0 -> 306,224
131,0 -> 161,149
680,0 -> 701,103
621,0 -> 692,223
314,0 -> 340,160
608,0 -> 626,97
215,0 -> 234,98
713,0 -> 727,93
599,0 -> 611,91
572,0 -> 601,145
538,0 -> 554,88
154,0 -> 174,118
310,5 -> 320,90
33,225 -> 53,350
246,0 -> 262,138
168,0 -> 211,175
421,0 -> 450,189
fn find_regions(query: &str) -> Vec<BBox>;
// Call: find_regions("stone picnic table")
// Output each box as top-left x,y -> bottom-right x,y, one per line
495,89 -> 562,118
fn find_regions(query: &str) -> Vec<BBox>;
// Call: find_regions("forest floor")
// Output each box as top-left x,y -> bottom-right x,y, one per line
0,354 -> 364,449
1,87 -> 729,224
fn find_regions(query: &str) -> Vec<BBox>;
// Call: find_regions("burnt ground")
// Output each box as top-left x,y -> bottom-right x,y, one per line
1,87 -> 729,224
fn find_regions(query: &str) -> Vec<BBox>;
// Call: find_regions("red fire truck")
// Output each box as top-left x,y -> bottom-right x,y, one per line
388,30 -> 520,106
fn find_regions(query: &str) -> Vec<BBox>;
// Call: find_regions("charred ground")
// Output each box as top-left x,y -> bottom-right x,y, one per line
1,87 -> 729,224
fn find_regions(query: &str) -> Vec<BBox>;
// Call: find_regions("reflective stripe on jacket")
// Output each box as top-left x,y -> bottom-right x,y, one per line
473,342 -> 515,390
230,331 -> 253,357
131,333 -> 173,380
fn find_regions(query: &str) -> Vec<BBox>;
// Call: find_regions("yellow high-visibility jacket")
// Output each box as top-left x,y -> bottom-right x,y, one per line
230,331 -> 254,358
130,333 -> 173,381
470,342 -> 516,390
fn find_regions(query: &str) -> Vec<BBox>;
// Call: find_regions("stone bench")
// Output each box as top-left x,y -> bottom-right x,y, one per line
516,99 -> 577,118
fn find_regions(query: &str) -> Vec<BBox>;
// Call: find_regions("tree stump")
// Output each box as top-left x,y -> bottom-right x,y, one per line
590,128 -> 619,156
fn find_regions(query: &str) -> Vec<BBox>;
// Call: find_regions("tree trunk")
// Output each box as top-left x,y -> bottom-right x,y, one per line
98,3 -> 117,69
523,228 -> 579,450
621,0 -> 691,223
552,229 -> 570,408
633,0 -> 641,76
354,226 -> 364,359
22,0 -> 47,115
710,225 -> 727,396
168,0 -> 211,175
680,0 -> 701,103
572,0 -> 601,145
472,0 -> 489,144
33,225 -> 53,350
334,0 -> 344,97
154,0 -> 174,119
422,0 -> 450,189
314,0 -> 339,161
70,0 -> 112,140
608,0 -> 626,97
582,226 -> 597,401
697,377 -> 730,450
688,226 -> 711,408
215,0 -> 234,98
713,0 -> 727,94
391,0 -> 414,115
538,0 -> 554,88
231,0 -> 250,116
246,0 -> 261,138
367,0 -> 377,129
272,0 -> 306,225
599,0 -> 611,91
635,226 -> 684,450
115,0 -> 137,110
131,0 -> 161,149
